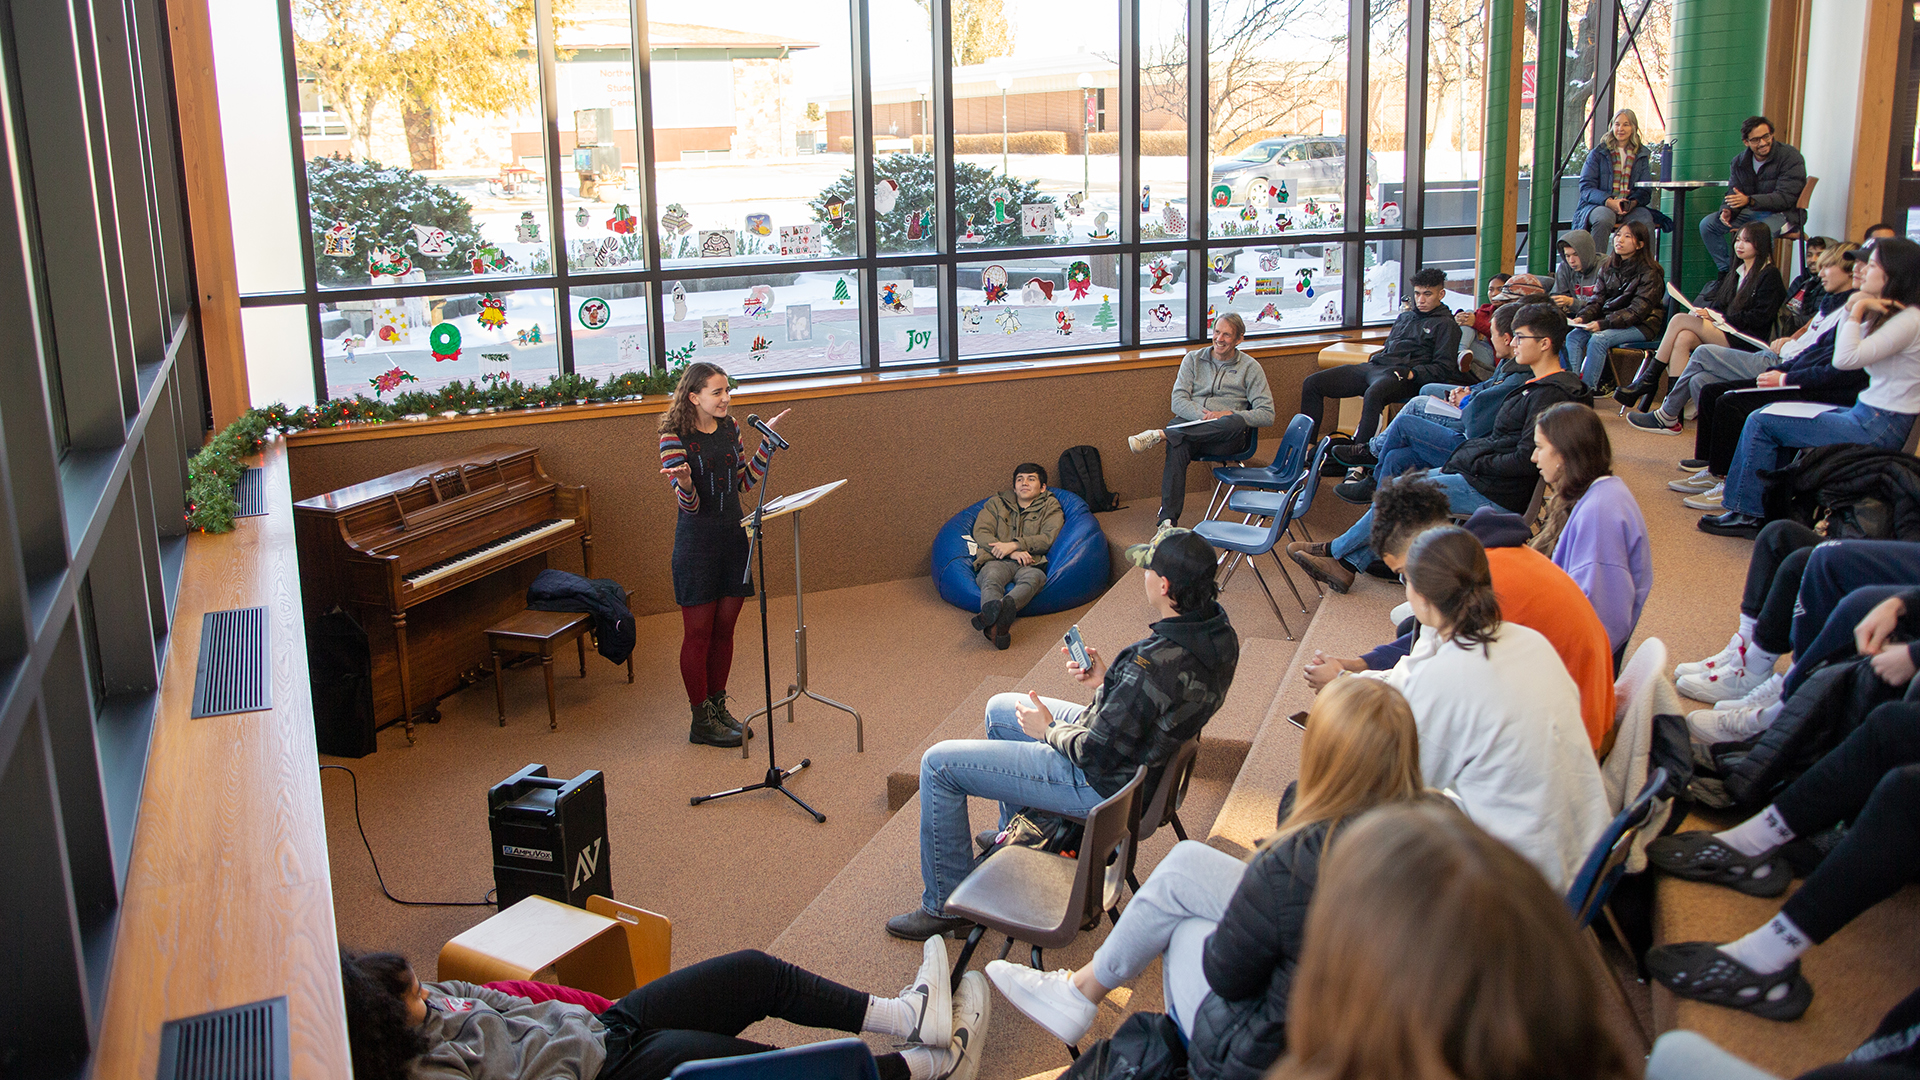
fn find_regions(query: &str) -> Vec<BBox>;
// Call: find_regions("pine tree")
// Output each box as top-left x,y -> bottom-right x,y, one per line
832,278 -> 851,303
1091,295 -> 1117,331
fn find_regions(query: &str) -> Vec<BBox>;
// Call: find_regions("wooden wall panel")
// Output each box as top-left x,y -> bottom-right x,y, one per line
1848,0 -> 1905,238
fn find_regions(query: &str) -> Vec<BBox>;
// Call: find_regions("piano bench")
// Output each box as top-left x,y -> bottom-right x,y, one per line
486,593 -> 635,729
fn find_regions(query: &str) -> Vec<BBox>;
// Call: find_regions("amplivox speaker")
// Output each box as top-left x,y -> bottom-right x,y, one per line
488,764 -> 610,909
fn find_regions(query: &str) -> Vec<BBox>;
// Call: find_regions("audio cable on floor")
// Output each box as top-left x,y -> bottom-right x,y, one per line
320,764 -> 496,908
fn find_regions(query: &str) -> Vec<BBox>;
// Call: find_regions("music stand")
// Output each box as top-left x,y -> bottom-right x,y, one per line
733,479 -> 862,758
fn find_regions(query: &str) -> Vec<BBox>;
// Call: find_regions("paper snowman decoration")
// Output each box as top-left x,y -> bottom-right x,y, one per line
672,283 -> 688,322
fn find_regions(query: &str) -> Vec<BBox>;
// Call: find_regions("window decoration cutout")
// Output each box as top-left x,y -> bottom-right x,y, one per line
374,303 -> 411,344
409,224 -> 452,258
1256,303 -> 1283,324
577,297 -> 612,330
602,204 -> 637,235
742,285 -> 774,319
516,324 -> 542,345
369,366 -> 417,395
995,309 -> 1021,334
823,196 -> 847,230
874,177 -> 900,215
961,306 -> 982,333
1064,192 -> 1084,217
660,203 -> 691,236
745,213 -> 772,238
1259,251 -> 1282,271
1087,212 -> 1113,240
1273,212 -> 1293,233
1294,268 -> 1316,296
1210,184 -> 1232,208
1022,278 -> 1054,304
779,224 -> 820,256
831,278 -> 851,304
1020,203 -> 1055,238
959,215 -> 984,244
469,245 -> 516,275
896,326 -> 932,353
785,305 -> 812,341
429,322 -> 461,362
1255,277 -> 1281,295
340,334 -> 365,362
749,334 -> 772,359
1208,253 -> 1234,275
990,188 -> 1012,224
672,283 -> 688,322
1066,261 -> 1092,300
1148,258 -> 1175,293
981,265 -> 1009,304
1378,202 -> 1401,227
878,280 -> 914,315
477,294 -> 508,330
617,333 -> 645,367
575,206 -> 591,228
1055,309 -> 1074,335
1324,247 -> 1343,275
698,230 -> 735,259
1224,276 -> 1250,304
1239,205 -> 1258,222
323,221 -> 356,256
515,211 -> 541,243
1141,185 -> 1151,213
1320,299 -> 1340,323
907,207 -> 928,241
1161,204 -> 1186,236
702,316 -> 731,345
1090,295 -> 1117,331
1274,181 -> 1290,204
1147,303 -> 1174,330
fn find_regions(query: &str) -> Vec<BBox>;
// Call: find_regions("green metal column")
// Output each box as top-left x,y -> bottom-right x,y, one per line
1477,0 -> 1521,296
1526,0 -> 1565,275
1666,0 -> 1768,295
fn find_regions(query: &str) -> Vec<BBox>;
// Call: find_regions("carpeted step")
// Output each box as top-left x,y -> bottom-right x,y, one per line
1650,820 -> 1920,1075
884,675 -> 1022,812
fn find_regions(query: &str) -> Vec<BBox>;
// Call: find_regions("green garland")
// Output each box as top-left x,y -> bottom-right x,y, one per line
185,364 -> 695,534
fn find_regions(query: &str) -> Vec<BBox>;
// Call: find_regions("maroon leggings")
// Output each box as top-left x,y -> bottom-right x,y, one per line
678,596 -> 745,706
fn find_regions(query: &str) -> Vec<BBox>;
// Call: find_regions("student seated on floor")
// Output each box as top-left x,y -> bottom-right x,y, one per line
984,676 -> 1424,1080
890,527 -> 1240,941
1352,526 -> 1611,890
1266,801 -> 1636,1080
968,463 -> 1062,651
338,939 -> 988,1080
1302,476 -> 1617,754
1288,303 -> 1591,594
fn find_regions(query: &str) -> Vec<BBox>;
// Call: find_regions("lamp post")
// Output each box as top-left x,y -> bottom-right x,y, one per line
1077,72 -> 1092,203
996,73 -> 1012,176
916,83 -> 929,153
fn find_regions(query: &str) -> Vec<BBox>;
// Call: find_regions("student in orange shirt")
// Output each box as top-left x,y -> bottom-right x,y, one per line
1304,475 -> 1619,754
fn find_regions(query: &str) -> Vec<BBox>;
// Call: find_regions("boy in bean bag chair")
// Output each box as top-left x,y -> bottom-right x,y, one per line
972,464 -> 1063,650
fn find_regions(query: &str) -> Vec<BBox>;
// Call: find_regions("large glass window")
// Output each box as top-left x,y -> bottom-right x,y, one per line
239,0 -> 1504,401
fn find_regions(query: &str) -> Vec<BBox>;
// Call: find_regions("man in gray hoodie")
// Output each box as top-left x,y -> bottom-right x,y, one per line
1127,313 -> 1275,527
1551,230 -> 1603,314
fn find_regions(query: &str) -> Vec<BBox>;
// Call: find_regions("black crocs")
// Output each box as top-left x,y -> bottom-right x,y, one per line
1646,832 -> 1792,897
1646,942 -> 1813,1021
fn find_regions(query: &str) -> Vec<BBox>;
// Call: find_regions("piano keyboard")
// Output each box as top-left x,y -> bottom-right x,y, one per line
403,518 -> 574,588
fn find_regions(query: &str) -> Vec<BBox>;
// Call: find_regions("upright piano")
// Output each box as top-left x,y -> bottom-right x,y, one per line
293,444 -> 591,741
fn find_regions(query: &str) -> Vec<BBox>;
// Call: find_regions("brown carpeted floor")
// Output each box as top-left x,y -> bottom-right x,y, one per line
322,407 -> 1905,1078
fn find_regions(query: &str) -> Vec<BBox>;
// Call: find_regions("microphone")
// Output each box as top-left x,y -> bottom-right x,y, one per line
746,413 -> 789,450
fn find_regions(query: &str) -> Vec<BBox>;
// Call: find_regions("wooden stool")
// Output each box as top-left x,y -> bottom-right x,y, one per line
1317,342 -> 1385,437
438,894 -> 639,1000
486,591 -> 635,729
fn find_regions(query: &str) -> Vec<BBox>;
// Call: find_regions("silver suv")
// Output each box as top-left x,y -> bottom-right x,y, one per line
1207,136 -> 1379,206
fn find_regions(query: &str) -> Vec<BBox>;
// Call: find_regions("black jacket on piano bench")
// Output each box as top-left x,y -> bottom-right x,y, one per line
527,570 -> 636,664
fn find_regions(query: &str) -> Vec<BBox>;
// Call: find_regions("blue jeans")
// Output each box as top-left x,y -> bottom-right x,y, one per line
1328,469 -> 1500,569
1700,208 -> 1788,272
1376,409 -> 1467,480
1721,401 -> 1917,516
1564,325 -> 1652,389
916,693 -> 1106,915
1365,385 -> 1457,455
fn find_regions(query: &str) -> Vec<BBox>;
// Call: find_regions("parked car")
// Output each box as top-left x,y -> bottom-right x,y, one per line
1208,136 -> 1379,205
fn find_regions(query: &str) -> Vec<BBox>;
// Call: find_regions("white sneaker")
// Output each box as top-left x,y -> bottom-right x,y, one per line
1683,483 -> 1725,511
944,971 -> 991,1080
1128,429 -> 1165,453
1688,700 -> 1779,744
984,961 -> 1096,1044
1676,632 -> 1744,679
1669,469 -> 1719,494
1678,653 -> 1779,703
899,935 -> 952,1048
1728,671 -> 1786,711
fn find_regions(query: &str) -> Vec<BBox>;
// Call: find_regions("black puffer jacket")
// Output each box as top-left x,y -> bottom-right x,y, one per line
1693,264 -> 1787,352
1444,370 -> 1593,513
1576,257 -> 1667,338
1371,304 -> 1465,387
1760,444 -> 1920,540
1186,815 -> 1333,1080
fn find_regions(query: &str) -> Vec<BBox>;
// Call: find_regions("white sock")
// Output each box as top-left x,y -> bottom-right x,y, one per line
1716,804 -> 1796,857
1719,912 -> 1812,975
1745,646 -> 1782,676
1737,614 -> 1758,642
864,994 -> 917,1039
901,1044 -> 954,1080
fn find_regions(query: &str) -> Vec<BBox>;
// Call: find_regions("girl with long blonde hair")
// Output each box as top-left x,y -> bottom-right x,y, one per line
986,677 -> 1423,1080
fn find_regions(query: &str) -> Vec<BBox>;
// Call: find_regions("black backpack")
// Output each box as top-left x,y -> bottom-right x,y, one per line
1057,445 -> 1121,512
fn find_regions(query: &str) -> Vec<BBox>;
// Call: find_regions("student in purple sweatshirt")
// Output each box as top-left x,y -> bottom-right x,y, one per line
1529,403 -> 1654,662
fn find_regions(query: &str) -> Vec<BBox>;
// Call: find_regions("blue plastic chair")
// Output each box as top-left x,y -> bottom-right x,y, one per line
1200,413 -> 1312,521
668,1038 -> 880,1080
1284,436 -> 1336,543
1192,467 -> 1315,639
1214,437 -> 1336,594
1192,423 -> 1262,520
1566,767 -> 1670,931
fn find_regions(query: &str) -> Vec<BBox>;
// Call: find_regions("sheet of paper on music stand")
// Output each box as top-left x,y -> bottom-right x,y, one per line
749,478 -> 848,527
1756,401 -> 1841,419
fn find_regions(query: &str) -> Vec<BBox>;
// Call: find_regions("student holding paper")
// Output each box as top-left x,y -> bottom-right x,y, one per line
1564,221 -> 1666,390
1701,238 -> 1920,538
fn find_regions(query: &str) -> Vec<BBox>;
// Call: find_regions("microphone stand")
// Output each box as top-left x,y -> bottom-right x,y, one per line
690,430 -> 825,822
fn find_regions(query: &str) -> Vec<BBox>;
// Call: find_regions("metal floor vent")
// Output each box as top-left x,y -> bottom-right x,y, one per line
156,996 -> 288,1080
233,467 -> 266,518
192,606 -> 271,718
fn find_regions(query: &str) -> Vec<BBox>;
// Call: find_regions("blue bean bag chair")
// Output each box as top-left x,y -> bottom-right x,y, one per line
934,488 -> 1110,617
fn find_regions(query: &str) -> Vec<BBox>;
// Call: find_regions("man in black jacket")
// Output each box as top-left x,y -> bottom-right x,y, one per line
1288,304 -> 1592,592
1298,267 -> 1462,447
1701,115 -> 1807,272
